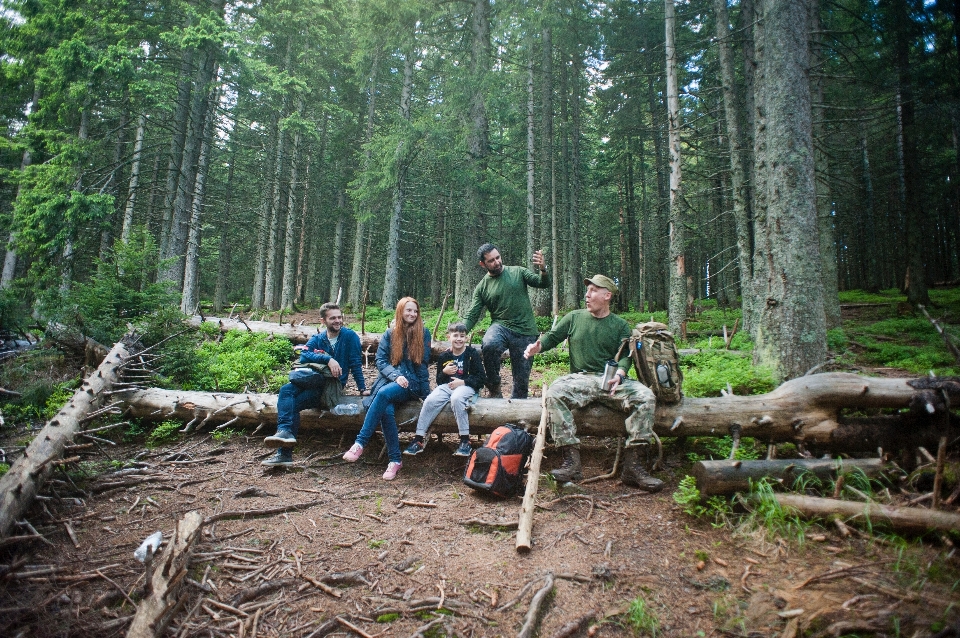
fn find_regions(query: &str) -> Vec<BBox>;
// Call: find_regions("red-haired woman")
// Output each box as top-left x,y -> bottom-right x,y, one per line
343,297 -> 431,480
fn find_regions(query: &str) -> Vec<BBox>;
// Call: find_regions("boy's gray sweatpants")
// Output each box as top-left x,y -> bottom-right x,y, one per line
415,384 -> 477,436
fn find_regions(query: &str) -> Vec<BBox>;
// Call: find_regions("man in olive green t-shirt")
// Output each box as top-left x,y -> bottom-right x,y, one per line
463,243 -> 550,399
524,274 -> 663,492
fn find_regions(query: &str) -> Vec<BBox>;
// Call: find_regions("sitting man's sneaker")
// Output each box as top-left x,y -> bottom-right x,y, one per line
453,441 -> 472,457
261,449 -> 293,467
403,440 -> 425,456
264,430 -> 297,448
382,461 -> 402,480
343,443 -> 363,462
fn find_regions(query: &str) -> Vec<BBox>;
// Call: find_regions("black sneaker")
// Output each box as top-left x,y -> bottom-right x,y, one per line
403,440 -> 425,456
261,449 -> 293,467
264,430 -> 297,448
453,441 -> 472,457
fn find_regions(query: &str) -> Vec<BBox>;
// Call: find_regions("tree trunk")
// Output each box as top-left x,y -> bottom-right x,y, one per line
714,0 -> 754,330
159,49 -> 195,261
327,190 -> 347,304
280,98 -> 304,311
693,458 -> 887,496
161,35 -> 220,286
456,0 -> 491,316
809,0 -> 840,329
534,24 -> 554,316
751,0 -> 826,381
180,84 -> 216,315
348,48 -> 381,310
120,113 -> 147,244
567,54 -> 582,309
296,154 -> 312,304
2,142 -> 33,289
121,373 -> 959,455
665,0 -> 686,336
526,35 -> 536,264
382,49 -> 415,310
0,339 -> 131,538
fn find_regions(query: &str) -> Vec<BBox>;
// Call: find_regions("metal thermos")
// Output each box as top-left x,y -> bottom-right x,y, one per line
601,360 -> 619,389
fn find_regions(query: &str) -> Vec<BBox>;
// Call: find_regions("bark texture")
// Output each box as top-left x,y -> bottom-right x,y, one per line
751,0 -> 827,380
693,458 -> 887,496
774,494 -> 960,534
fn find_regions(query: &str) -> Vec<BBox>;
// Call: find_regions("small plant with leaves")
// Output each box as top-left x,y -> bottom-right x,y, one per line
147,421 -> 182,446
738,478 -> 809,544
673,476 -> 731,525
625,596 -> 659,636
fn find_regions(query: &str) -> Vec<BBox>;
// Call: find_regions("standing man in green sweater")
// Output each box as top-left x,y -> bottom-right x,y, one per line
463,243 -> 550,399
524,274 -> 663,491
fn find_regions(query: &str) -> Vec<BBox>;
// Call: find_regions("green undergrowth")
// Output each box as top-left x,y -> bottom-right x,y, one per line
680,350 -> 775,398
157,325 -> 292,393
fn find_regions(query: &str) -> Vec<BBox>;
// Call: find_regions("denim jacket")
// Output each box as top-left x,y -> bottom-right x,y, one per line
367,327 -> 432,401
297,327 -> 366,392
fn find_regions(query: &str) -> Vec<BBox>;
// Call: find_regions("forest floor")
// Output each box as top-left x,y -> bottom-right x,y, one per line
0,307 -> 958,638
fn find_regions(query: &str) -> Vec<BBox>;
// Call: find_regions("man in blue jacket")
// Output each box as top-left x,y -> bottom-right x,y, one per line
262,303 -> 368,467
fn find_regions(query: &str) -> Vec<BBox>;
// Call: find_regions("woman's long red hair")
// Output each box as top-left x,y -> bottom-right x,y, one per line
391,297 -> 424,366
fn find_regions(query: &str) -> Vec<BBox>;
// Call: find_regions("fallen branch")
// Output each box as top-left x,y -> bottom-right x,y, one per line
517,385 -> 549,553
203,500 -> 324,525
517,573 -> 555,638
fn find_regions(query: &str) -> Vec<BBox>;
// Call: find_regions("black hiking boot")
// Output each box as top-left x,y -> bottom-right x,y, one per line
486,383 -> 503,399
621,446 -> 664,492
550,446 -> 583,483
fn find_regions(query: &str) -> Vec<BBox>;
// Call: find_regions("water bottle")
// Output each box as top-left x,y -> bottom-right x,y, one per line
601,360 -> 619,390
332,403 -> 362,416
656,363 -> 672,387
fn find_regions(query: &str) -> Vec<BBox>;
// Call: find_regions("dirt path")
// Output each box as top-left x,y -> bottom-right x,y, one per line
1,426 -> 957,637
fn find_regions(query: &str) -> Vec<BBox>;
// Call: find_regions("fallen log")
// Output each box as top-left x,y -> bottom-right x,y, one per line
772,493 -> 960,534
126,510 -> 204,638
0,337 -> 132,538
693,458 -> 890,496
121,373 -> 960,452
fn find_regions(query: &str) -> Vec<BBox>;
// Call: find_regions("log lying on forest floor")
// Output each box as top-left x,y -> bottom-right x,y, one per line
126,510 -> 203,638
122,373 -> 960,453
693,459 -> 890,496
772,493 -> 960,534
0,337 -> 132,539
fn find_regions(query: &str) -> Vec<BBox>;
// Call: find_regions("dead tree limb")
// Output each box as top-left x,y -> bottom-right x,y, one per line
517,573 -> 555,638
693,458 -> 890,496
126,510 -> 203,638
773,494 -> 960,534
0,338 -> 132,538
121,374 -> 960,453
517,386 -> 549,553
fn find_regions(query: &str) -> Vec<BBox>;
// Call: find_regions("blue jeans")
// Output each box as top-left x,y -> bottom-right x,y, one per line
481,323 -> 537,399
355,382 -> 414,463
276,381 -> 324,437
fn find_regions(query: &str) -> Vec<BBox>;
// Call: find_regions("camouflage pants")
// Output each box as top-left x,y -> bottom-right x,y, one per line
547,373 -> 656,447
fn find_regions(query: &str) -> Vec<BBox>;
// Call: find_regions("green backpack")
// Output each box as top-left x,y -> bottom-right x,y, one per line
616,321 -> 683,404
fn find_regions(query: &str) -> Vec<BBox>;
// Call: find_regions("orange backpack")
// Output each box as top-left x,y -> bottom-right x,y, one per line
463,424 -> 534,498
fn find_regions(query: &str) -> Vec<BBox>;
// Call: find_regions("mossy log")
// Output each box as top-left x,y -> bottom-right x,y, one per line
692,458 -> 889,496
122,373 -> 959,453
0,338 -> 131,538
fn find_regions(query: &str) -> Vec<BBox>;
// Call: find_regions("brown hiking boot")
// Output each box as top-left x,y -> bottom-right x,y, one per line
621,446 -> 664,492
550,446 -> 582,483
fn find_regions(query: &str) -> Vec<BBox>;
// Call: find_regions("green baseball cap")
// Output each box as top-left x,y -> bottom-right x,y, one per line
584,274 -> 618,295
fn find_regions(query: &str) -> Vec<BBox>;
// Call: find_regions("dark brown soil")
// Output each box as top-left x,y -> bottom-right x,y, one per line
0,311 -> 958,637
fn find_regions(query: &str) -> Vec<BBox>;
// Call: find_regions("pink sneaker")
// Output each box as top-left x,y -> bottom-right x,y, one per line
382,462 -> 402,480
343,443 -> 363,462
